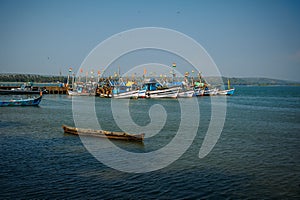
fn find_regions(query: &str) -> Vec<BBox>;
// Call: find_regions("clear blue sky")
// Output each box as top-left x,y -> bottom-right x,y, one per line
0,0 -> 299,81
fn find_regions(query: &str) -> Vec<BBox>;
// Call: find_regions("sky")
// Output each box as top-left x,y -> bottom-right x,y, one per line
0,0 -> 300,81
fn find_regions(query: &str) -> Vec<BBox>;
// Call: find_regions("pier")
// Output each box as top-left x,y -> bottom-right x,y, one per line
0,82 -> 69,94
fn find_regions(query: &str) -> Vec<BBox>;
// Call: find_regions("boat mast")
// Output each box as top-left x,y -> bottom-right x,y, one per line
198,71 -> 202,85
228,79 -> 231,90
67,67 -> 72,89
172,63 -> 176,83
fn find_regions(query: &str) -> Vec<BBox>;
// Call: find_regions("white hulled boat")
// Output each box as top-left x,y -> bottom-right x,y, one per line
178,89 -> 194,98
142,78 -> 180,98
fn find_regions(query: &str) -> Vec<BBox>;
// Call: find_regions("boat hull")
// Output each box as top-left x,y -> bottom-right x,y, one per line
62,125 -> 145,142
67,90 -> 95,96
113,90 -> 141,99
146,87 -> 180,98
178,90 -> 194,98
203,88 -> 218,96
194,88 -> 204,96
0,95 -> 42,107
217,88 -> 235,95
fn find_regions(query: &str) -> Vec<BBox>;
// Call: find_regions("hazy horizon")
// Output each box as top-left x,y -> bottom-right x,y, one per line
0,72 -> 298,83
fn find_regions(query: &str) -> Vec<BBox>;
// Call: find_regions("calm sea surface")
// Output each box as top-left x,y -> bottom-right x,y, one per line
0,86 -> 299,199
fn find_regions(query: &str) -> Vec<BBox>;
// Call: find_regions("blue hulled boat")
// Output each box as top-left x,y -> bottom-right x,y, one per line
0,95 -> 42,107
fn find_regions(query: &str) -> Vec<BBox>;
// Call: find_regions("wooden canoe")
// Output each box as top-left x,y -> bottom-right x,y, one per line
62,125 -> 145,142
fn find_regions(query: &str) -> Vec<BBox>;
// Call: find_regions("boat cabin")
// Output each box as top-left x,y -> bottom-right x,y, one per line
142,78 -> 163,91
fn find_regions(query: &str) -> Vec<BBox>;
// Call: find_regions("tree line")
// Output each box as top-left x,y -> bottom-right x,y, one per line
0,74 -> 67,83
0,73 -> 297,85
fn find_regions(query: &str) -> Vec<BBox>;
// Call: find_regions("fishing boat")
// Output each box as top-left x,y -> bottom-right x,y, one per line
67,90 -> 95,96
0,83 -> 46,95
67,83 -> 96,96
0,94 -> 42,107
142,78 -> 180,98
217,88 -> 235,95
203,88 -> 218,96
111,82 -> 139,99
167,81 -> 194,98
62,125 -> 145,142
145,87 -> 180,98
113,90 -> 139,99
97,87 -> 112,98
217,79 -> 235,95
113,89 -> 147,99
138,90 -> 147,98
178,89 -> 194,98
194,88 -> 204,96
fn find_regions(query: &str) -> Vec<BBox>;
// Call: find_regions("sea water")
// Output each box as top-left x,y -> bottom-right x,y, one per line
0,86 -> 299,199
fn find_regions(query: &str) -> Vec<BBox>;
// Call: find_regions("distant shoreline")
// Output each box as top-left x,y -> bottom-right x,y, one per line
0,73 -> 299,86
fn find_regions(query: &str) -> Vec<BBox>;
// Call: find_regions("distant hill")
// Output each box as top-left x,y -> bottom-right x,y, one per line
0,73 -> 298,86
205,77 -> 299,86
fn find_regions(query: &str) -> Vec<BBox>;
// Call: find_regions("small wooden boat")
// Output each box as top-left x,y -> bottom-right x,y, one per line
62,125 -> 145,142
0,94 -> 42,107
